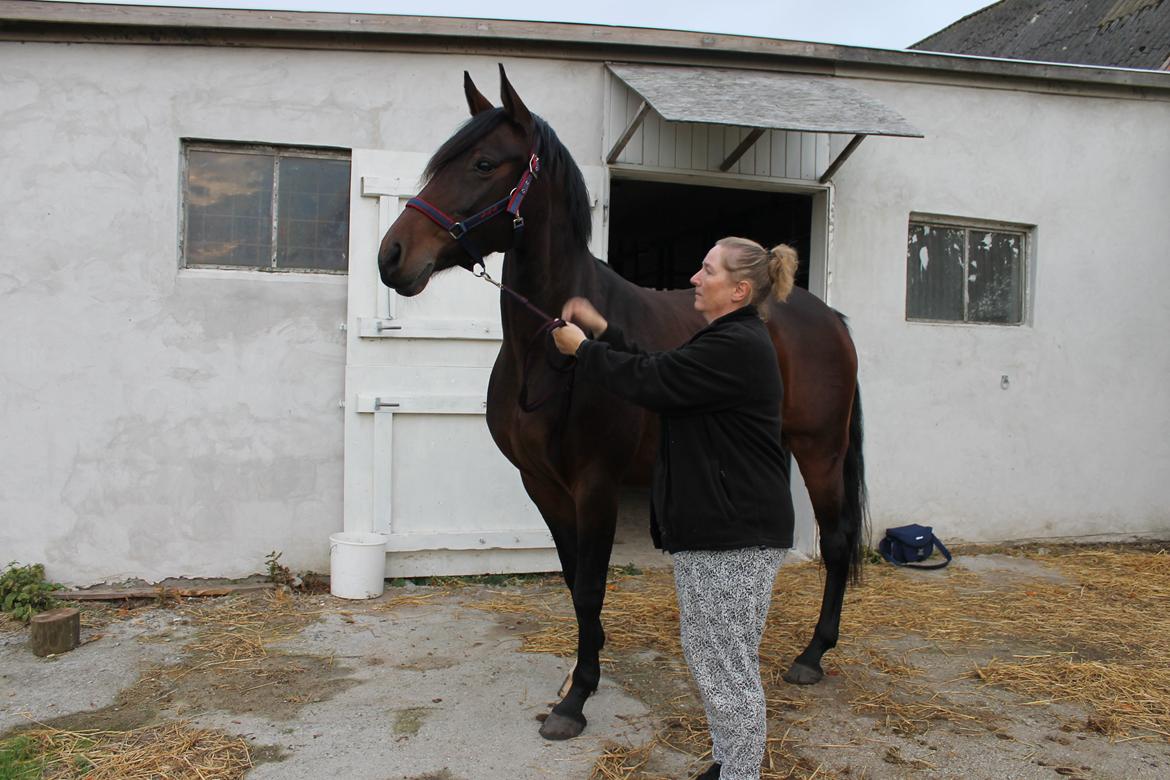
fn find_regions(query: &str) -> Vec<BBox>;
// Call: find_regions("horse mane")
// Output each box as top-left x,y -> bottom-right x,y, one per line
423,109 -> 593,250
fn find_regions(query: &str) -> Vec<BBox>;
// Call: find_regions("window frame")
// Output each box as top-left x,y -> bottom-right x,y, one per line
179,139 -> 352,275
905,212 -> 1033,327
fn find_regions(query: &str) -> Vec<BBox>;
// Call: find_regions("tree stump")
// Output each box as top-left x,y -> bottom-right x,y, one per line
30,607 -> 81,657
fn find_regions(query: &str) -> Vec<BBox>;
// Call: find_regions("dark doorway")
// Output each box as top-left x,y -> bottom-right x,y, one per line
607,179 -> 813,291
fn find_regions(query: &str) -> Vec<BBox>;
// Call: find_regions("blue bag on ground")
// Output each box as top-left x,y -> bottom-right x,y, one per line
878,524 -> 952,569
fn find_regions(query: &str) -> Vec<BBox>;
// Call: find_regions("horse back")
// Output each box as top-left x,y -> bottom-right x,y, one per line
766,288 -> 858,441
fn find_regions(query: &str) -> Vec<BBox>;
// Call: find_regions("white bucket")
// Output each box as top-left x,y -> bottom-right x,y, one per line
329,532 -> 387,599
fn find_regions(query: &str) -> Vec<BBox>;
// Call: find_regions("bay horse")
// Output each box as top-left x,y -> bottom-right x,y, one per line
379,66 -> 867,741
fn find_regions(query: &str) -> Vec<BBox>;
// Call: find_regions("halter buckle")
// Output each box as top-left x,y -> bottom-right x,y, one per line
513,216 -> 525,230
449,222 -> 468,240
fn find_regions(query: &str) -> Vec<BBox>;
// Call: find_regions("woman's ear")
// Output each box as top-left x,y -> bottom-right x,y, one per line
734,280 -> 752,303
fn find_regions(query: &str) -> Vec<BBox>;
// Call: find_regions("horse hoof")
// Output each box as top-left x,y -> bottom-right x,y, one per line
538,711 -> 586,740
783,662 -> 824,685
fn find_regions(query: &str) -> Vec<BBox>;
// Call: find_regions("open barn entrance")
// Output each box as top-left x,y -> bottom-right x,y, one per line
604,177 -> 820,566
607,179 -> 813,292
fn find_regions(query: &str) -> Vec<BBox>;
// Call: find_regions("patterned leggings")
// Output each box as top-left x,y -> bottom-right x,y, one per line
672,546 -> 787,780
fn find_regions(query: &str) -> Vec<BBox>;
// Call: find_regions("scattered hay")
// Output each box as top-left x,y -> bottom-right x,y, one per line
136,589 -> 330,702
590,739 -> 663,780
471,545 -> 1170,775
377,592 -> 445,611
973,655 -> 1170,741
162,588 -> 320,671
847,688 -> 985,736
13,720 -> 250,779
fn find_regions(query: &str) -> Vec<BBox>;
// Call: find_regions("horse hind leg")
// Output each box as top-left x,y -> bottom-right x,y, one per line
539,477 -> 619,740
783,417 -> 866,685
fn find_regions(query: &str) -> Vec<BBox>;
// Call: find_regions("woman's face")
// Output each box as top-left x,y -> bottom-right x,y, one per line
690,245 -> 747,322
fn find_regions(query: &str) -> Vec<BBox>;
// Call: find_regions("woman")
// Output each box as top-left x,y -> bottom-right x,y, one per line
552,237 -> 799,780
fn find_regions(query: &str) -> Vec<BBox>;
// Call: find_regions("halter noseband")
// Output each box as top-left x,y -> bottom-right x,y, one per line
401,143 -> 570,415
404,146 -> 541,270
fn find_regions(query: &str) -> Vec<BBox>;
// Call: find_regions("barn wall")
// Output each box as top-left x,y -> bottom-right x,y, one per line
829,77 -> 1170,542
0,42 -> 604,584
2,30 -> 1167,585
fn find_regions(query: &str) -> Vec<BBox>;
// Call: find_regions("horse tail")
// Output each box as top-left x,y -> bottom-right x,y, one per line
843,379 -> 870,585
833,310 -> 869,585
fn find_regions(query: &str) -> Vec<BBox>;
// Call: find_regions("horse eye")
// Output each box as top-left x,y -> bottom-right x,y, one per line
474,160 -> 495,173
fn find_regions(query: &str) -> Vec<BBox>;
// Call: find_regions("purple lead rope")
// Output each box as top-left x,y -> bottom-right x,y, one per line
471,263 -> 573,413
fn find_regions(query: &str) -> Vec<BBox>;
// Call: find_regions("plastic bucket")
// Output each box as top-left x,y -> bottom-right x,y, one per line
329,532 -> 387,599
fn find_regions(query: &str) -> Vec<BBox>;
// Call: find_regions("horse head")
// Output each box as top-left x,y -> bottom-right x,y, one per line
378,65 -> 538,296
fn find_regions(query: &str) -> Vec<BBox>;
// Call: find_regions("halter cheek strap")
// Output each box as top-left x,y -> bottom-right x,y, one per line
404,149 -> 541,270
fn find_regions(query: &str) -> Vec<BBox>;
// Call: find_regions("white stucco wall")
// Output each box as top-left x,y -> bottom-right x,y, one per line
2,32 -> 1167,585
0,42 -> 605,585
830,77 -> 1170,542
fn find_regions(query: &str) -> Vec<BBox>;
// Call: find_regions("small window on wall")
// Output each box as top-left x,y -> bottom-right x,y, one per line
906,217 -> 1028,324
182,142 -> 351,273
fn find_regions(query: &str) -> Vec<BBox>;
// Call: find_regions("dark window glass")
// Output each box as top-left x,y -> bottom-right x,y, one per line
277,157 -> 350,272
183,145 -> 349,273
906,221 -> 1026,325
906,224 -> 965,321
968,231 -> 1023,324
185,150 -> 272,268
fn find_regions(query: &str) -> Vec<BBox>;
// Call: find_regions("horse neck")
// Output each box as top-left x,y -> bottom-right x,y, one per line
499,219 -> 595,341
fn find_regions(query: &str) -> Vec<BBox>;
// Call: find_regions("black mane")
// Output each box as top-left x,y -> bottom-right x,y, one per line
423,109 -> 593,251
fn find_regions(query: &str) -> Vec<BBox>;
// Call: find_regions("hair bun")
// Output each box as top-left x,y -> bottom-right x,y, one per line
768,244 -> 798,303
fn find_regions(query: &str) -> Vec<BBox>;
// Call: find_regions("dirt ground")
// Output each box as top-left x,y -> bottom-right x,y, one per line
2,542 -> 1169,780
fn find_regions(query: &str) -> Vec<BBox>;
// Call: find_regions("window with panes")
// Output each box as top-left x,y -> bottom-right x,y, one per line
182,142 -> 351,273
905,217 -> 1028,324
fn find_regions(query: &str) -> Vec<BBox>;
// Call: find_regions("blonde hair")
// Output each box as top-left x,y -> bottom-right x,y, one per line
716,237 -> 799,320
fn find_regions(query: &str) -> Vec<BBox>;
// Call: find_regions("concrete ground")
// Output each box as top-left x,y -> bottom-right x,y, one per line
3,516 -> 1169,779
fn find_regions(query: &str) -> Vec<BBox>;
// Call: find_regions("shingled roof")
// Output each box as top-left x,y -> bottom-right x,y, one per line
912,0 -> 1170,70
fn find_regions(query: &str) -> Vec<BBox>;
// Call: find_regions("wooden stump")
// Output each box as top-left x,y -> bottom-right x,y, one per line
30,607 -> 81,657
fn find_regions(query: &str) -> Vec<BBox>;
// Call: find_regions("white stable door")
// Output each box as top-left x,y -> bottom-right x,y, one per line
342,149 -> 571,578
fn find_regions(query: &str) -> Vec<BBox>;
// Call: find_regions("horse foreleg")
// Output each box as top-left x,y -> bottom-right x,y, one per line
539,478 -> 618,740
784,441 -> 851,685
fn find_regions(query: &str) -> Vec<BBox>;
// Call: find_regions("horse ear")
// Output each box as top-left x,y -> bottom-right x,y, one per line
463,71 -> 494,116
498,63 -> 533,130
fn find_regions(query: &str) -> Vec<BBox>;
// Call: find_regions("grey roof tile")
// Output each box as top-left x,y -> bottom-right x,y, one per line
911,0 -> 1170,70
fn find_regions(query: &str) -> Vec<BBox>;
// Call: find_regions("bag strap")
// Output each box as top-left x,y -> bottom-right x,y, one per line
880,533 -> 953,570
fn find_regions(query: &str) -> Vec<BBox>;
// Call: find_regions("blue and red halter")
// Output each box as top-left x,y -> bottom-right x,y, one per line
404,147 -> 541,270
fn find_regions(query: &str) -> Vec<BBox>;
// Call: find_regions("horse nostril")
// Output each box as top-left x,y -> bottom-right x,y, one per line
380,241 -> 403,276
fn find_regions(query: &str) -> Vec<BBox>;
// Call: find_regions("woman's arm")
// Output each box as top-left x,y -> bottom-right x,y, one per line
559,296 -> 647,355
574,329 -> 749,414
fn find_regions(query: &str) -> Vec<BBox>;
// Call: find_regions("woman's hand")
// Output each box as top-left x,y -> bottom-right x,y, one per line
552,321 -> 587,355
561,297 -> 607,337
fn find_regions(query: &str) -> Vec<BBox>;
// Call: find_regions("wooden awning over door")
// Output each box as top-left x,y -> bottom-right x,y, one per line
606,63 -> 923,181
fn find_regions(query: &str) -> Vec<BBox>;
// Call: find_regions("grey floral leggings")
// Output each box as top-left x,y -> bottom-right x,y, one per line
672,546 -> 787,780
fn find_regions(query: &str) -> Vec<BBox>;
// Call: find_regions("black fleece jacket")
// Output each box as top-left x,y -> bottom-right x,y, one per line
574,305 -> 794,553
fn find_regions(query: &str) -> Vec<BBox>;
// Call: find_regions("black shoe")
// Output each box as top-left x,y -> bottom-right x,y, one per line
694,762 -> 720,780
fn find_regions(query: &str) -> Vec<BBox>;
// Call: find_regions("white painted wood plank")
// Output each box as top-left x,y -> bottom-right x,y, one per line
815,133 -> 830,179
755,130 -> 771,176
372,412 -> 393,532
643,111 -> 660,168
739,128 -> 758,175
707,124 -> 722,171
607,76 -> 628,160
770,131 -> 787,179
785,131 -> 802,178
658,117 -> 675,169
625,89 -> 644,165
384,529 -> 553,552
355,394 -> 488,415
675,122 -> 693,170
357,316 -> 502,340
691,124 -> 708,170
801,132 -> 816,180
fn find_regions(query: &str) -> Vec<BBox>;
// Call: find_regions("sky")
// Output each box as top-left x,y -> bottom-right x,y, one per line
47,0 -> 995,50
